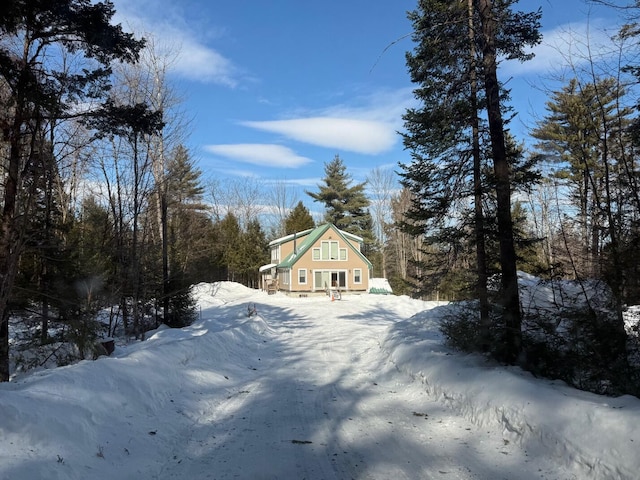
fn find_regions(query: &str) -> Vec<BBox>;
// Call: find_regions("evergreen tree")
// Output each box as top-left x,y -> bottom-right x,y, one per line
531,78 -> 632,277
306,155 -> 375,245
0,0 -> 145,380
284,201 -> 315,235
238,219 -> 269,288
217,213 -> 243,282
162,145 -> 209,327
13,140 -> 71,344
403,0 -> 541,363
476,0 -> 540,363
531,76 -> 634,387
165,145 -> 210,283
73,197 -> 115,283
167,145 -> 206,207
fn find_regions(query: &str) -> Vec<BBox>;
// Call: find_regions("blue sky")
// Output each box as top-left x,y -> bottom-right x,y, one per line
111,0 -> 630,204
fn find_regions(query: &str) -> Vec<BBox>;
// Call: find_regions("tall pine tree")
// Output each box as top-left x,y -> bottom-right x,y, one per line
402,0 -> 541,363
0,0 -> 145,381
306,155 -> 375,247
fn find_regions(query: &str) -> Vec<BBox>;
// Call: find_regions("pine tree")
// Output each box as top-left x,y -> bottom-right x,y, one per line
284,201 -> 315,235
476,0 -> 541,363
162,145 -> 209,327
306,155 -> 374,244
217,213 -> 243,282
238,219 -> 269,288
531,78 -> 632,277
0,0 -> 145,380
531,76 -> 635,388
402,0 -> 541,363
13,140 -> 71,345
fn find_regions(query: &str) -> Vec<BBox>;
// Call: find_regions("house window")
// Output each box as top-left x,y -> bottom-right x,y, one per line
354,268 -> 362,284
314,270 -> 347,291
281,269 -> 290,285
321,241 -> 330,259
298,269 -> 307,284
317,240 -> 341,260
330,241 -> 338,260
271,247 -> 279,263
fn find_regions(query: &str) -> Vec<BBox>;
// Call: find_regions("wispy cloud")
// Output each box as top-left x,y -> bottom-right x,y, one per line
321,88 -> 414,126
240,88 -> 415,155
112,0 -> 239,86
203,144 -> 313,168
241,118 -> 397,155
502,19 -> 620,77
280,177 -> 322,188
166,34 -> 238,86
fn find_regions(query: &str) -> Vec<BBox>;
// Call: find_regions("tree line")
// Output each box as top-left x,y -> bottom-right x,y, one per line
398,0 -> 640,395
0,1 -> 394,380
3,0 -> 640,396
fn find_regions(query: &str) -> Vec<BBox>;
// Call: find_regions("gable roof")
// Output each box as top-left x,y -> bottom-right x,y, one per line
268,227 -> 315,247
275,223 -> 372,269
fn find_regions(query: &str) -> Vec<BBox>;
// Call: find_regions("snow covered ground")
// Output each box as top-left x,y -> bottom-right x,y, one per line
1,282 -> 639,479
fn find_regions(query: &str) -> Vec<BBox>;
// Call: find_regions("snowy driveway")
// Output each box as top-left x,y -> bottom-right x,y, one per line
156,288 -> 569,480
0,283 -> 580,479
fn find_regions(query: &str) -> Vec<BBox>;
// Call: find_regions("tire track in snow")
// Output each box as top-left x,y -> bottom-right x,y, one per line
158,294 -> 571,479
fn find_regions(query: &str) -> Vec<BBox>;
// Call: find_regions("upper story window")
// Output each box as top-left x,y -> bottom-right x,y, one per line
271,246 -> 279,263
313,240 -> 347,261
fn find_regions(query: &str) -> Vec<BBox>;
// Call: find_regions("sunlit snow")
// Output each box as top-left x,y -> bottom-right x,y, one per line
1,281 -> 638,479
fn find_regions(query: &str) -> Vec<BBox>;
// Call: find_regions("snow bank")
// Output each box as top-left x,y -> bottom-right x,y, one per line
3,281 -> 639,479
381,304 -> 640,479
0,288 -> 276,480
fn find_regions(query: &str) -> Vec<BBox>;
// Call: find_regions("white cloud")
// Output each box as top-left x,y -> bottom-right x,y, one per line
203,144 -> 312,168
112,0 -> 239,86
280,177 -> 322,188
238,88 -> 415,155
168,34 -> 238,86
322,88 -> 415,127
242,117 -> 398,155
502,20 -> 620,77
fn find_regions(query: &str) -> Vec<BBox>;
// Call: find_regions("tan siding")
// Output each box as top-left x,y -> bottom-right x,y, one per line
283,228 -> 369,293
279,232 -> 312,260
346,237 -> 362,252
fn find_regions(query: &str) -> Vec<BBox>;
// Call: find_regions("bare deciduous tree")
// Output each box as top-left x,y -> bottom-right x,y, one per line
366,166 -> 398,278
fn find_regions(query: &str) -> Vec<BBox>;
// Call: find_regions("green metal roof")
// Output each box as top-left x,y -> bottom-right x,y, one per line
369,287 -> 392,295
268,227 -> 315,247
276,224 -> 373,270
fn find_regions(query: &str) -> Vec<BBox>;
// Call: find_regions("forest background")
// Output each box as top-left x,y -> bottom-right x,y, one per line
2,0 -> 640,397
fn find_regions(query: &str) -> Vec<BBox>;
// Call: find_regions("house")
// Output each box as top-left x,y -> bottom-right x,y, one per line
259,223 -> 373,296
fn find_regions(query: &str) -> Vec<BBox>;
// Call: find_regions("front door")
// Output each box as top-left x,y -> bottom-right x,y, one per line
314,270 -> 346,291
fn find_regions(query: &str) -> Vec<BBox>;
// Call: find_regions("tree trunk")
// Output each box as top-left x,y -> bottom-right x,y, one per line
0,124 -> 35,379
162,192 -> 170,325
469,0 -> 490,342
477,0 -> 522,364
0,105 -> 27,381
596,107 -> 629,381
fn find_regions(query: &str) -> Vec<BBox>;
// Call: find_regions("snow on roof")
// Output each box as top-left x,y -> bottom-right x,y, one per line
268,224 -> 364,247
369,277 -> 393,294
